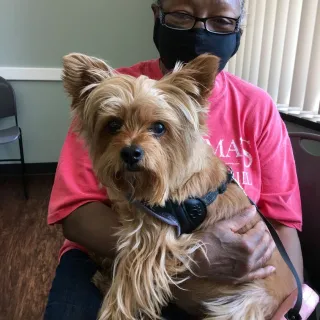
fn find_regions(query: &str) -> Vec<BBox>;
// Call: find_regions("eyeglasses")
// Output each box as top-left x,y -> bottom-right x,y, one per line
159,9 -> 240,35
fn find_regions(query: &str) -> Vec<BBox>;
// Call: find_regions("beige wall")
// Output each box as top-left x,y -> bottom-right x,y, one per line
0,0 -> 319,163
0,0 -> 158,163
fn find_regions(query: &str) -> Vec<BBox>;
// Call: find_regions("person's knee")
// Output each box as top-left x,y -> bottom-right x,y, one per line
44,250 -> 102,320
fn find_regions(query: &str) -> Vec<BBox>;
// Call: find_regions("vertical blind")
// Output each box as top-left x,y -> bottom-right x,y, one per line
225,0 -> 320,121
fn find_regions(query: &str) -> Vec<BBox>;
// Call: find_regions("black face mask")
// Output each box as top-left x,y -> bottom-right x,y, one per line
153,19 -> 241,72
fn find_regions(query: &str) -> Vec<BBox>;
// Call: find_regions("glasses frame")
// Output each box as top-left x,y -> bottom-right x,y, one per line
159,8 -> 241,35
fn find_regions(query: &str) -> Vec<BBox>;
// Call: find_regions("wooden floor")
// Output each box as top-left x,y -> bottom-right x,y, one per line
0,175 -> 63,320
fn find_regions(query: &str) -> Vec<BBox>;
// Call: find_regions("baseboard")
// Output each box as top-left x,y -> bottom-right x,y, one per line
0,67 -> 62,81
0,162 -> 57,176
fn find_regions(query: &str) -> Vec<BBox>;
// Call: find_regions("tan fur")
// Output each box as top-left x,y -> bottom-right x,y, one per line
62,53 -> 295,320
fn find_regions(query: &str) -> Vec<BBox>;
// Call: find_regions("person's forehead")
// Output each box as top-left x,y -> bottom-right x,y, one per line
161,0 -> 241,16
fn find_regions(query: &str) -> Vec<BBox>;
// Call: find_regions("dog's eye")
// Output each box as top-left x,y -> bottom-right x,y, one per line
106,119 -> 123,134
150,122 -> 166,137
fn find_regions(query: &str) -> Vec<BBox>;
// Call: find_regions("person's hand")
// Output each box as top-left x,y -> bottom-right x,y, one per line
192,206 -> 276,284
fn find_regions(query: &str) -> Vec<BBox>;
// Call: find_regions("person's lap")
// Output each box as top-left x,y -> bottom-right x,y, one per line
44,250 -> 102,320
44,249 -> 194,320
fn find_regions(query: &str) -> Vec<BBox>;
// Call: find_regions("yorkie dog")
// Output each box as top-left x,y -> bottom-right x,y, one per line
62,53 -> 295,320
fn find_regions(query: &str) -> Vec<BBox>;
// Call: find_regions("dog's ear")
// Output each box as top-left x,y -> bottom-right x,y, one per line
181,54 -> 220,101
166,54 -> 220,105
62,53 -> 115,103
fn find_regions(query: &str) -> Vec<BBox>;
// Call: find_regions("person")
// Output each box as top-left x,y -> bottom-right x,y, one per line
44,0 -> 303,319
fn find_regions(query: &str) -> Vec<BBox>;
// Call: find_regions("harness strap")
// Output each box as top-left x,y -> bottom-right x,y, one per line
131,167 -> 234,235
249,199 -> 302,320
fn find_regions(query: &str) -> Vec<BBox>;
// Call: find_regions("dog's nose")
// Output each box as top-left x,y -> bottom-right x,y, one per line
120,145 -> 144,165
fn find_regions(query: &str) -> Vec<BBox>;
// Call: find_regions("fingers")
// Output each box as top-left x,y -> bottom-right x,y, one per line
234,232 -> 276,283
238,220 -> 276,271
252,237 -> 276,271
236,265 -> 276,283
241,221 -> 267,253
223,206 -> 257,232
243,225 -> 274,266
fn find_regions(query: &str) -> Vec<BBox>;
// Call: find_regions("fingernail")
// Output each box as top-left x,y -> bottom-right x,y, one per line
269,266 -> 276,273
245,206 -> 256,216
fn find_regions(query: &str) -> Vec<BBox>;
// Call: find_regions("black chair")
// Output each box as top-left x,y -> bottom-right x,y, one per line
289,132 -> 320,320
0,76 -> 27,199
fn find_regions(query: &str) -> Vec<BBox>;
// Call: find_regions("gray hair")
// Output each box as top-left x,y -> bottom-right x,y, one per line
154,0 -> 246,24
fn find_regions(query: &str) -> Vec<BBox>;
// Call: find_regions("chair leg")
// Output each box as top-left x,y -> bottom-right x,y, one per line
18,129 -> 28,200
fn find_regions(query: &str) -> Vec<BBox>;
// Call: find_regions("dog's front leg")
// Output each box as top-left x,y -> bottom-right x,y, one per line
97,218 -> 200,320
97,223 -> 173,319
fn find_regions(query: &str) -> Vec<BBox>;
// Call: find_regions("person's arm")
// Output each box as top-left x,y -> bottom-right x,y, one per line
181,95 -> 303,283
254,97 -> 303,283
271,221 -> 304,282
173,97 -> 303,311
48,127 -> 117,258
62,202 -> 120,258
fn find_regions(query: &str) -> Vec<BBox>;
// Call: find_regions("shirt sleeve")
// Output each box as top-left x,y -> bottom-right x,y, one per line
255,99 -> 302,231
48,127 -> 108,225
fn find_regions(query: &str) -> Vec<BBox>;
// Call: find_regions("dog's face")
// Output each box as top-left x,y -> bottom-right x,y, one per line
63,53 -> 219,205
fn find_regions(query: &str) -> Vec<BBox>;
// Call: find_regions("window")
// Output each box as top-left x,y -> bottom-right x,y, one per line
226,0 -> 320,123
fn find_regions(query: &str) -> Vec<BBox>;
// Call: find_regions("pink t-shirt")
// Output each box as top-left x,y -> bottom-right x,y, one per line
48,59 -> 302,258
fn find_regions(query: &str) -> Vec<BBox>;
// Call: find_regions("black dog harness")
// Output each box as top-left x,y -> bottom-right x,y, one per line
130,167 -> 302,320
131,167 -> 234,236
